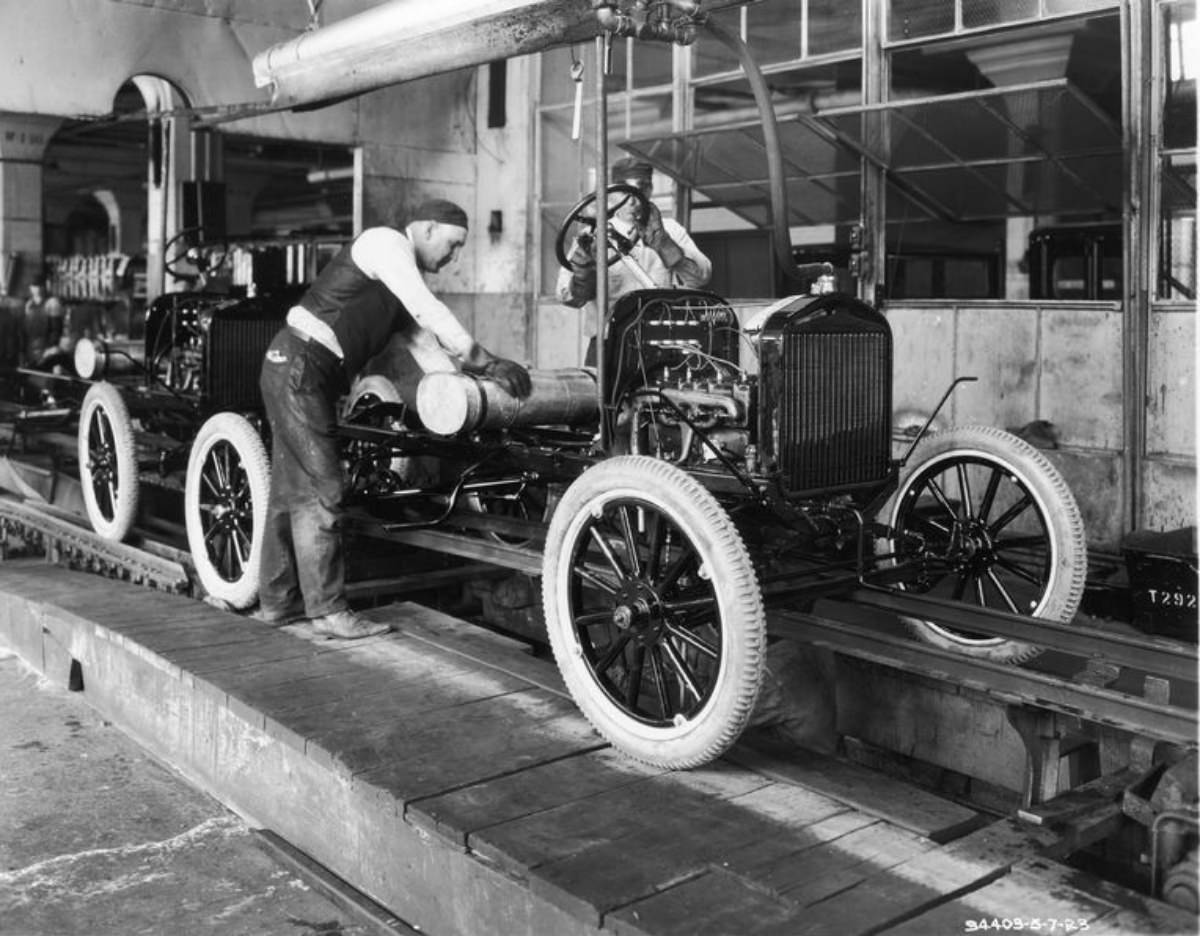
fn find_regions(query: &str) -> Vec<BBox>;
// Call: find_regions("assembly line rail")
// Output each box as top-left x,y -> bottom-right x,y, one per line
2,492 -> 1195,796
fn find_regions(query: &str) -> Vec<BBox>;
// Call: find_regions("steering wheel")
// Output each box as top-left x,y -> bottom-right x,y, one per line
555,183 -> 653,272
162,226 -> 230,284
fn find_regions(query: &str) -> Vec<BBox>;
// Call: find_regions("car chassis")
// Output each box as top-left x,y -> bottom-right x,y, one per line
335,269 -> 1087,769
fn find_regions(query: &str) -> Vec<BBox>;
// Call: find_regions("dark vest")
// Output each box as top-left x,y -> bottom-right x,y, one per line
299,236 -> 416,375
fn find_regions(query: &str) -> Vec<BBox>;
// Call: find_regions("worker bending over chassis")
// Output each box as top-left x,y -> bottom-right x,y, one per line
257,199 -> 532,640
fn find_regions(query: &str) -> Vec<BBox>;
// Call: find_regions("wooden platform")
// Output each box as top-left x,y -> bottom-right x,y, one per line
0,559 -> 1193,936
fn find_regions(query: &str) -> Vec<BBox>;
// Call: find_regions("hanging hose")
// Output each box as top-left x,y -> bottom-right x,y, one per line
702,17 -> 832,289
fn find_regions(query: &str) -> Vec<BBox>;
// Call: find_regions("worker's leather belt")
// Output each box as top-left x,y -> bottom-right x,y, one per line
286,306 -> 345,360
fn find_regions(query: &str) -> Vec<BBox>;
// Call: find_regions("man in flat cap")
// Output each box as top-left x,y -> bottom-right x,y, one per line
256,198 -> 531,639
556,157 -> 711,350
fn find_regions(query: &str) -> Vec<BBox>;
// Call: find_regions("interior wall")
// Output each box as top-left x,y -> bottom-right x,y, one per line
0,0 -> 535,347
888,300 -> 1131,551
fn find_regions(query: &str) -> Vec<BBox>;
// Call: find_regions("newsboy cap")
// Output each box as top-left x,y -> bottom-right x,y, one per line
411,198 -> 469,229
610,157 -> 653,184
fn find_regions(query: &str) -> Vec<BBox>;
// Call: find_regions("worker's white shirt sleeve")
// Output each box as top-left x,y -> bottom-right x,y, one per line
351,227 -> 475,361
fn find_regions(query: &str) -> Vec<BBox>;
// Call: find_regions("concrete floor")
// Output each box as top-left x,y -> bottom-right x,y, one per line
0,649 -> 382,936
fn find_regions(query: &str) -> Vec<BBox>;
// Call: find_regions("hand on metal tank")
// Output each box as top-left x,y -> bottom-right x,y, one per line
485,358 -> 533,398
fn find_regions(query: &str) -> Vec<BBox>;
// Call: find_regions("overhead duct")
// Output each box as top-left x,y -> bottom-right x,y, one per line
253,0 -> 600,109
253,0 -> 749,110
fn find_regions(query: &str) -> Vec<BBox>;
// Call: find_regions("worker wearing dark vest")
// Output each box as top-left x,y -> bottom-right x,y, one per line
256,198 -> 531,639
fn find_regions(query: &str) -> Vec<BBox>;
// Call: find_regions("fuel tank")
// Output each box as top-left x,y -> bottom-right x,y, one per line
416,368 -> 597,436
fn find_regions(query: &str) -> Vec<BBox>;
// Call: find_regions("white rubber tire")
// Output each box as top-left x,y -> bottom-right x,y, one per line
877,425 -> 1087,663
543,456 -> 766,768
185,412 -> 270,610
78,381 -> 139,542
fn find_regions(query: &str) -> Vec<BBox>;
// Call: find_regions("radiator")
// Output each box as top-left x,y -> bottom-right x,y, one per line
204,317 -> 283,412
756,295 -> 893,494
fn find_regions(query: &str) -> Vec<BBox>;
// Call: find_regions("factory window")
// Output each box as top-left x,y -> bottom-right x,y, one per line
887,0 -> 1119,43
692,0 -> 861,79
875,10 -> 1124,299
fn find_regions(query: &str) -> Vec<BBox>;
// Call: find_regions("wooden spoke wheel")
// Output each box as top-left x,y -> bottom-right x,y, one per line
185,412 -> 270,610
78,381 -> 139,541
877,425 -> 1087,663
542,456 -> 766,768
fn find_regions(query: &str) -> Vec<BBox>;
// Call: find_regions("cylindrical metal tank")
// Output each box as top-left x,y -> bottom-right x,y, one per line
416,368 -> 597,436
73,338 -> 144,380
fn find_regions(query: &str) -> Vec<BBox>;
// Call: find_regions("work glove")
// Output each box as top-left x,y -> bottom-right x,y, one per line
567,232 -> 596,269
639,202 -> 667,250
485,358 -> 533,399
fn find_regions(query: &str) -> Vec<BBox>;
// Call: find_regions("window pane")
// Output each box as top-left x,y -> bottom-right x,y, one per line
694,75 -> 757,126
1163,0 -> 1198,150
1044,0 -> 1119,12
541,46 -> 584,106
632,39 -> 674,89
889,0 -> 954,41
961,0 -> 1038,28
809,0 -> 862,55
626,91 -> 674,139
884,222 -> 1004,298
540,42 -> 623,103
692,6 -> 743,78
608,36 -> 630,93
541,106 -> 596,202
746,0 -> 802,66
1159,153 -> 1197,300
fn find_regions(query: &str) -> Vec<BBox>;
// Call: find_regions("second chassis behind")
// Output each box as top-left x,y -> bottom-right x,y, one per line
74,284 -> 295,608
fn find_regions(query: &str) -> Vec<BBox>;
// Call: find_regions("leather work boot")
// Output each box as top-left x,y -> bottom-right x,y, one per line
310,610 -> 391,640
250,607 -> 306,626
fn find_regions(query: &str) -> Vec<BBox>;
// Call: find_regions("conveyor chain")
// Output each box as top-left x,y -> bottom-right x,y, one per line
0,496 -> 191,594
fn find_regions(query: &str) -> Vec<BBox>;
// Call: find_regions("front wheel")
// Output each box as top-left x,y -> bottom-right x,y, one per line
876,425 -> 1087,663
542,456 -> 766,769
78,382 -> 139,541
185,412 -> 270,609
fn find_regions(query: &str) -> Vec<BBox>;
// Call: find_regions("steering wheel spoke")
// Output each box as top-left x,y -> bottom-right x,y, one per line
554,183 -> 652,274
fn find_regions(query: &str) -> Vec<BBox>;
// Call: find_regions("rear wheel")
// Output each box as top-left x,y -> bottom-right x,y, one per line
343,374 -> 413,493
185,412 -> 270,609
877,425 -> 1087,663
78,382 -> 139,541
542,456 -> 766,768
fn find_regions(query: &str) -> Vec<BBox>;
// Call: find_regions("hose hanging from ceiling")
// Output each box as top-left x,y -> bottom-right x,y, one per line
700,16 -> 832,288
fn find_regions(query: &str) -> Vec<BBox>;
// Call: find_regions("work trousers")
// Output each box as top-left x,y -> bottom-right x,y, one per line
257,327 -> 349,619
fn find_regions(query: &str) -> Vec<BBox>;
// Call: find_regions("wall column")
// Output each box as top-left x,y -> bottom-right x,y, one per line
0,113 -> 62,299
133,77 -> 192,300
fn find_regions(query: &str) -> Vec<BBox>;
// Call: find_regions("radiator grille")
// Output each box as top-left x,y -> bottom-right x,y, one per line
204,317 -> 282,412
778,329 -> 892,491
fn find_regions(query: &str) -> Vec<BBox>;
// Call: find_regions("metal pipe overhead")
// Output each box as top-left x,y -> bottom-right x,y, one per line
253,0 -> 751,109
253,0 -> 600,108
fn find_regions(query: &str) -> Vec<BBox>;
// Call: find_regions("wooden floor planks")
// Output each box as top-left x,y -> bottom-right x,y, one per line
0,561 -> 1192,936
409,747 -> 664,847
353,688 -> 604,803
